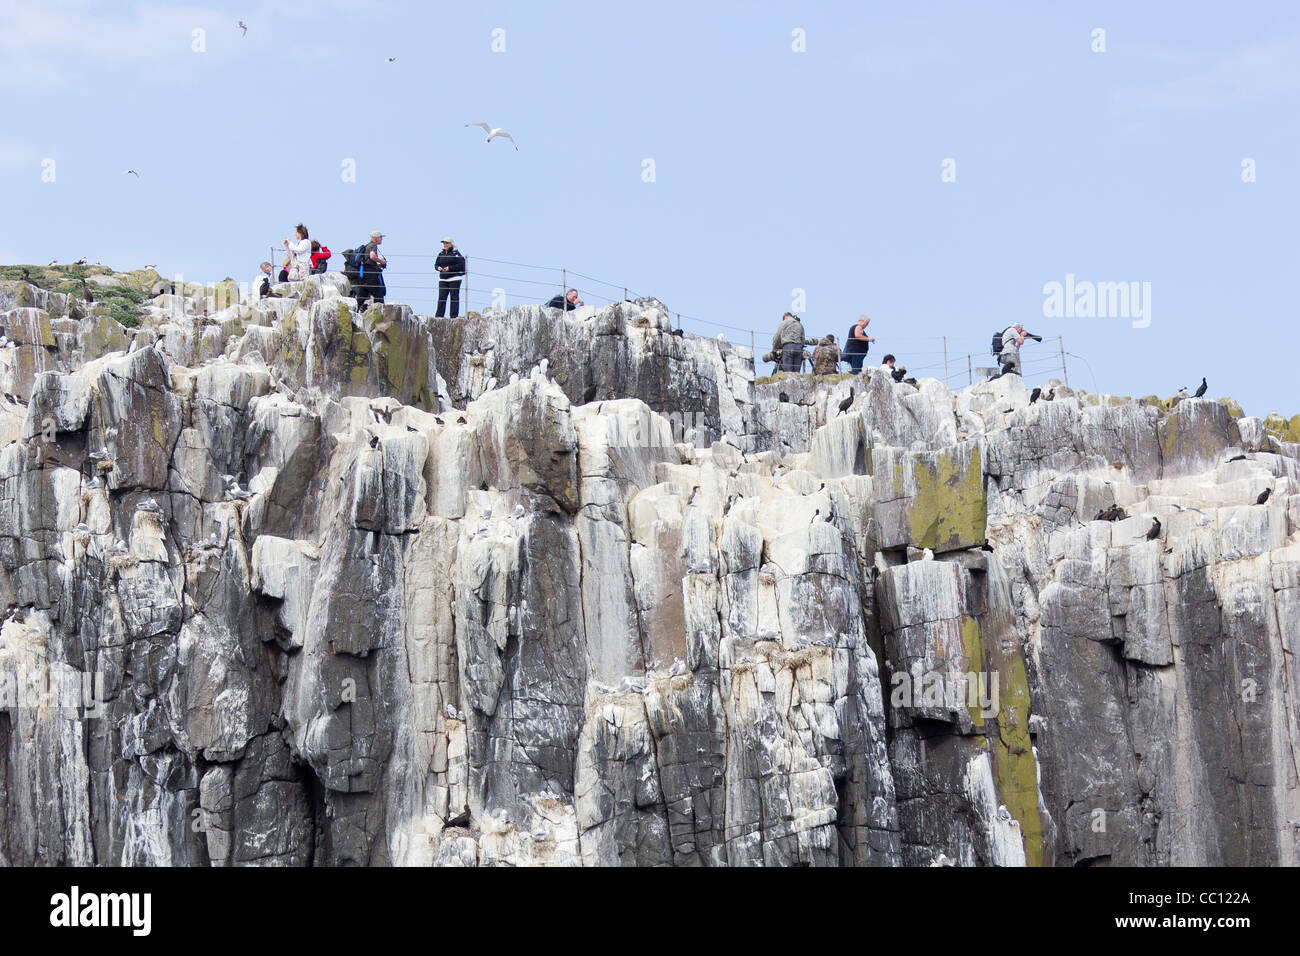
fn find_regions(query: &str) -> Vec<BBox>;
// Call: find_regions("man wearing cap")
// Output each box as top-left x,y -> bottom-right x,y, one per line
363,230 -> 387,306
434,237 -> 467,318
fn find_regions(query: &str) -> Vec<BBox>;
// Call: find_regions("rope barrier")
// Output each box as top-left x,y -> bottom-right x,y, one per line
311,248 -> 1085,390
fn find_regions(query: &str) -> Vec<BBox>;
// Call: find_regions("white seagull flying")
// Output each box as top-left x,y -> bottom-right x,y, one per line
465,123 -> 518,150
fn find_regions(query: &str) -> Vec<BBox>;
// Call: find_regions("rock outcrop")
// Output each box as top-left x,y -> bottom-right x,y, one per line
0,266 -> 1296,866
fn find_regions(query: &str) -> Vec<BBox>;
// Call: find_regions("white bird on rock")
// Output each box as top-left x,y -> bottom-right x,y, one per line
228,481 -> 252,500
997,804 -> 1012,822
74,522 -> 90,533
511,504 -> 525,519
465,123 -> 519,150
485,376 -> 497,392
138,497 -> 160,512
669,658 -> 687,677
922,548 -> 934,561
508,372 -> 519,385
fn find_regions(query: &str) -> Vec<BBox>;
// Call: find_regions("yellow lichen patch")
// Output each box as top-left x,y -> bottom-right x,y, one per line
985,629 -> 1044,867
1263,413 -> 1300,444
907,444 -> 987,551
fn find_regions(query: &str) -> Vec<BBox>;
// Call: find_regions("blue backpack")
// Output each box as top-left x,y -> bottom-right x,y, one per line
344,244 -> 370,280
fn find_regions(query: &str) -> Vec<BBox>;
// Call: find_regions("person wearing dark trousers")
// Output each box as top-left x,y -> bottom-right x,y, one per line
363,230 -> 387,306
843,314 -> 875,374
435,236 -> 466,318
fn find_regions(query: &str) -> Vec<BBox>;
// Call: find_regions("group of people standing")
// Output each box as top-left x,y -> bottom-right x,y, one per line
256,226 -> 469,318
768,312 -> 907,380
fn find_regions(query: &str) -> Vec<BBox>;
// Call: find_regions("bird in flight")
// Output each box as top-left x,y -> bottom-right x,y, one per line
387,56 -> 397,62
466,123 -> 518,150
124,169 -> 139,177
238,21 -> 248,37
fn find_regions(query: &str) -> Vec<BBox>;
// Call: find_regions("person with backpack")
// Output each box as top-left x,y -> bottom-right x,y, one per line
993,324 -> 1041,376
310,241 -> 331,274
358,230 -> 387,306
283,224 -> 312,280
435,237 -> 466,318
843,314 -> 875,374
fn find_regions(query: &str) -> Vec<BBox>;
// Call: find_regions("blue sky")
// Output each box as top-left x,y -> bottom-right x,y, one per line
2,1 -> 1298,415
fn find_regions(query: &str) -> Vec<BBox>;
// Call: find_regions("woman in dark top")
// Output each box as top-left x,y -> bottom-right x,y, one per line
843,314 -> 875,374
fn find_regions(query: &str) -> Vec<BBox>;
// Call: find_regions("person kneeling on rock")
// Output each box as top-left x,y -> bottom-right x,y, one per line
811,335 -> 841,375
881,354 -> 907,382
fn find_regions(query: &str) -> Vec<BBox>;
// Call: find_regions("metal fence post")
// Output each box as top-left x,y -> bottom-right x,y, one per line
943,336 -> 949,388
1059,336 -> 1069,387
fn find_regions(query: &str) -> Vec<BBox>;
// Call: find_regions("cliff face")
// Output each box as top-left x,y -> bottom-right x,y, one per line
0,269 -> 1296,866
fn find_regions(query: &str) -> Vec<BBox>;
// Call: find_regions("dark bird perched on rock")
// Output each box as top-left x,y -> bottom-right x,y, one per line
669,327 -> 684,337
368,435 -> 379,449
371,406 -> 393,425
1145,516 -> 1162,540
456,415 -> 467,425
836,388 -> 855,415
21,269 -> 30,282
434,417 -> 445,426
582,384 -> 597,404
1194,377 -> 1207,398
1095,504 -> 1127,522
1257,487 -> 1272,505
1029,387 -> 1042,404
1228,454 -> 1247,462
1043,388 -> 1055,402
81,277 -> 93,303
778,391 -> 790,404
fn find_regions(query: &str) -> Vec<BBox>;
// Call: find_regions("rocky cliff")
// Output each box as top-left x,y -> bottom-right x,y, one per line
0,266 -> 1296,866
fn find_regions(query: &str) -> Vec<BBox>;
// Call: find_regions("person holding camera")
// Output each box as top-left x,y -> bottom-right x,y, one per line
999,324 -> 1040,375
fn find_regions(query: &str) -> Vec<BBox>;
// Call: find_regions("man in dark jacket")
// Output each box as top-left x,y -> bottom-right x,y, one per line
435,237 -> 466,318
547,288 -> 583,311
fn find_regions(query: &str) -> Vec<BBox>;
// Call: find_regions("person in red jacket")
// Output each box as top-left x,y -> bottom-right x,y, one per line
310,240 -> 332,274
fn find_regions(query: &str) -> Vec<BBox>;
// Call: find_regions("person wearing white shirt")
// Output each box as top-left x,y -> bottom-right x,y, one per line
249,261 -> 273,302
283,224 -> 312,281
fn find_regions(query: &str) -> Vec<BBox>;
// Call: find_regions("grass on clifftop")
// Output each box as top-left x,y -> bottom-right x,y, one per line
3,263 -> 147,328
